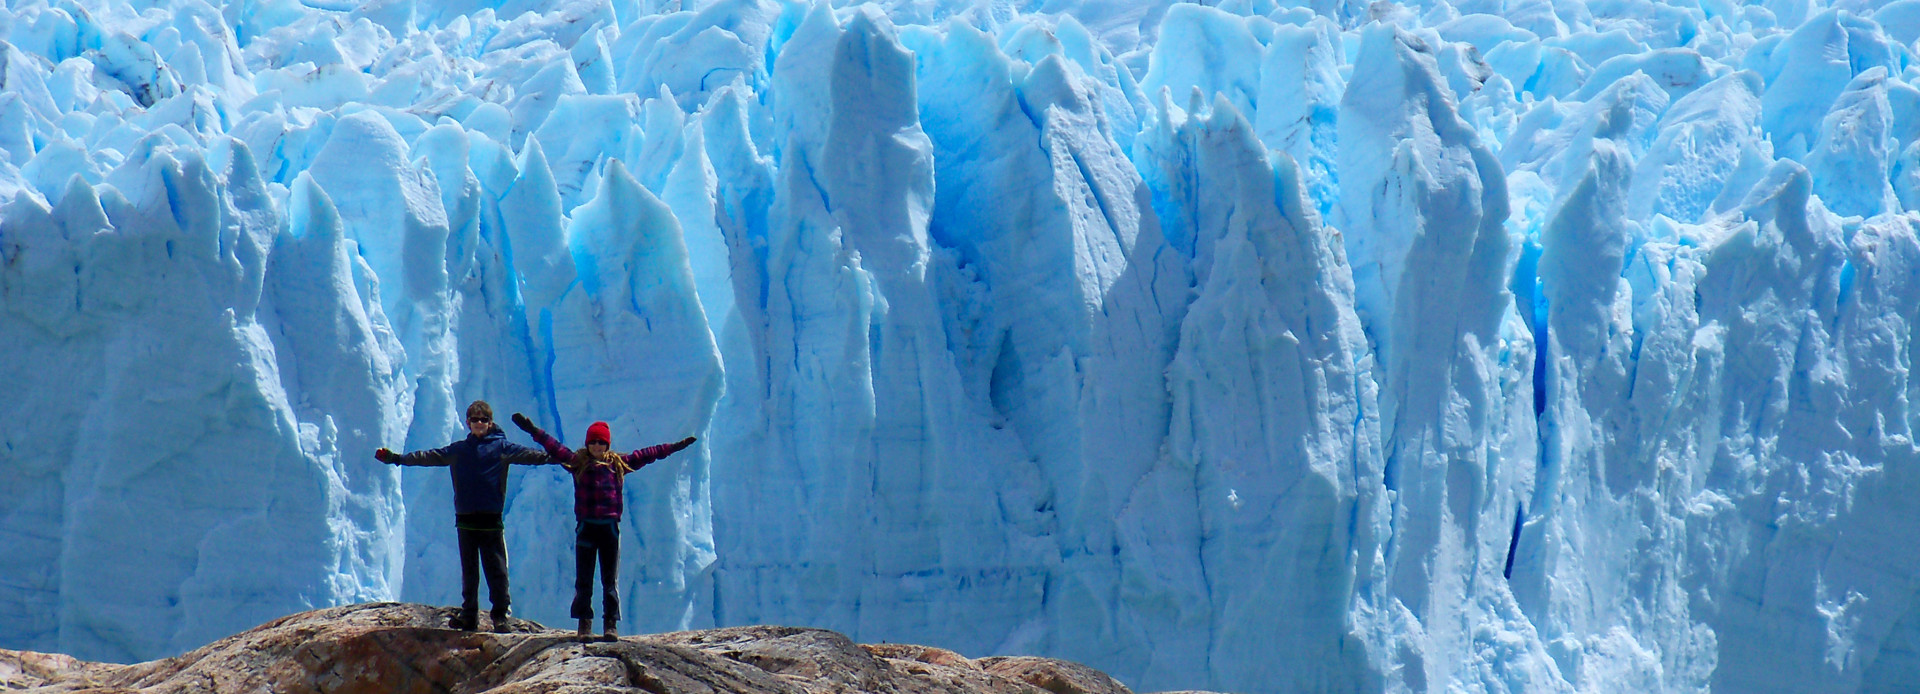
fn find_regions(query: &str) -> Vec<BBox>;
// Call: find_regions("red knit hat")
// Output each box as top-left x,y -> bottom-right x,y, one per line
586,421 -> 612,446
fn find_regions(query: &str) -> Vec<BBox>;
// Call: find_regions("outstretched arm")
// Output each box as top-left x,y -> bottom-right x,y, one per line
622,436 -> 697,474
377,443 -> 455,467
512,413 -> 579,471
502,440 -> 556,466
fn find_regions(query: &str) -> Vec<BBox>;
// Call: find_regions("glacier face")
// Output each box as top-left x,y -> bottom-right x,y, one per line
2,0 -> 1920,692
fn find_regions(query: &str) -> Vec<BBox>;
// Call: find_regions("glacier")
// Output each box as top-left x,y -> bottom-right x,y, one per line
1,0 -> 1919,691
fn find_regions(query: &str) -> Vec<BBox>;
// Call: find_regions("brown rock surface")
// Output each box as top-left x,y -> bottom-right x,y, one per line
0,603 -> 1227,694
1,650 -> 112,690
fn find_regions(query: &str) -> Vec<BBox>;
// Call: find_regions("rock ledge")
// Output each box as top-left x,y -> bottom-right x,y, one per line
1,603 -> 1219,693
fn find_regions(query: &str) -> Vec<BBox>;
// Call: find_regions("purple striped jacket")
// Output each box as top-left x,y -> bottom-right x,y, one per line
528,428 -> 689,521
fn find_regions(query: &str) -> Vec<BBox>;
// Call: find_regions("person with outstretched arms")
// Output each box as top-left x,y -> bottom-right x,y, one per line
375,400 -> 555,632
511,412 -> 696,640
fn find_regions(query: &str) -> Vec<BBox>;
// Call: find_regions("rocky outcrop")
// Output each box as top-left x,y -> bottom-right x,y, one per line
1,603 -> 1217,693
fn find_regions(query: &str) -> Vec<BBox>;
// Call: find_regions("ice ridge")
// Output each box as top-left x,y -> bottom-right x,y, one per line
2,0 -> 1920,693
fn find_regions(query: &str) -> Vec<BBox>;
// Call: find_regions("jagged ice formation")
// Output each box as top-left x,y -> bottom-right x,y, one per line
3,0 -> 1920,692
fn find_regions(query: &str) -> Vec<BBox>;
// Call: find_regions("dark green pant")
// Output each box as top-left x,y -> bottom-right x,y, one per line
456,513 -> 509,617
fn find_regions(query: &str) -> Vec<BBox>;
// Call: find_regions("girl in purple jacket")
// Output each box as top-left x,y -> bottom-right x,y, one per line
511,412 -> 694,640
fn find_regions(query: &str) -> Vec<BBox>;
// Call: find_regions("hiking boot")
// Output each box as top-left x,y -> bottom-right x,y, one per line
602,619 -> 619,641
490,609 -> 514,633
451,609 -> 478,631
577,618 -> 592,639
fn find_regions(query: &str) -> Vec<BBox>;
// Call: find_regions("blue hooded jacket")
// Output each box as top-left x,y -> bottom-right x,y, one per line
394,427 -> 553,514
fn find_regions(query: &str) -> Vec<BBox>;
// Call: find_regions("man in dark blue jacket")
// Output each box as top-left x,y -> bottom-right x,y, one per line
376,400 -> 554,631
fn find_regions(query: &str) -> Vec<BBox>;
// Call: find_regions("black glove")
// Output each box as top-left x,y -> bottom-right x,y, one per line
511,412 -> 536,433
676,436 -> 698,450
375,448 -> 397,463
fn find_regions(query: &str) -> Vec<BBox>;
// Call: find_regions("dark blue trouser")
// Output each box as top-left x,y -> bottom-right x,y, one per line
571,520 -> 620,622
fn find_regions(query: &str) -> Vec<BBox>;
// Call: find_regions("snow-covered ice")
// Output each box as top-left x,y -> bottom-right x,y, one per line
3,0 -> 1920,691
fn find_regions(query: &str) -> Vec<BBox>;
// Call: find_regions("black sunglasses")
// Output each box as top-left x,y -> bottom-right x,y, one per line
468,417 -> 491,424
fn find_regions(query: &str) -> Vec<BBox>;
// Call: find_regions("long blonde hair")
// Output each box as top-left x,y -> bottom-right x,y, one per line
573,443 -> 629,474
